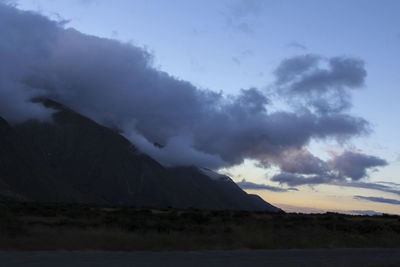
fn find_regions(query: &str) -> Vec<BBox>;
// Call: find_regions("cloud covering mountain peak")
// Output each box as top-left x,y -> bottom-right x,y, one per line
0,3 -> 380,172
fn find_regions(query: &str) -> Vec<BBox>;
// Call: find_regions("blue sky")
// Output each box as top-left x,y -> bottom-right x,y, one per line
11,0 -> 400,214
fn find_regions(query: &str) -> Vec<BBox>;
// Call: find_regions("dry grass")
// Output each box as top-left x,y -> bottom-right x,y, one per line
1,201 -> 400,251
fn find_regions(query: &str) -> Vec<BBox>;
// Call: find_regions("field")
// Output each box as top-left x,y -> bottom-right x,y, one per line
1,201 -> 400,251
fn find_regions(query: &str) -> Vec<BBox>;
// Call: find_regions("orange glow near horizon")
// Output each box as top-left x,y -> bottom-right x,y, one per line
245,186 -> 400,215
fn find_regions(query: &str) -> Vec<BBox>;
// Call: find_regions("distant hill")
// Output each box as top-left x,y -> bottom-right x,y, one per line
0,99 -> 280,212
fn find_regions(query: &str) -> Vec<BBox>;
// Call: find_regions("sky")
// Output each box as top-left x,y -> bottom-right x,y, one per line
2,0 -> 400,214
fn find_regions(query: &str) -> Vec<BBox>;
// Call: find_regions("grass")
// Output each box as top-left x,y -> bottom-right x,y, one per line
0,201 -> 400,251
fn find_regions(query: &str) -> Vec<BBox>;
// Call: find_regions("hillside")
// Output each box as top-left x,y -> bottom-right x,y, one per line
0,99 -> 280,211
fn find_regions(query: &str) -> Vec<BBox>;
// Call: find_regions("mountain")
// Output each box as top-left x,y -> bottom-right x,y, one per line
0,113 -> 88,202
0,99 -> 281,211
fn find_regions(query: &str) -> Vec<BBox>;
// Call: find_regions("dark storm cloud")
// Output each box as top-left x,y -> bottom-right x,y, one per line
354,196 -> 400,205
330,151 -> 388,180
236,179 -> 297,192
274,54 -> 367,114
0,3 -> 375,169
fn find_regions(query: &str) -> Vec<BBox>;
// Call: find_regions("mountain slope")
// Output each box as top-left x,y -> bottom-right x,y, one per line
168,166 -> 279,211
0,99 -> 280,211
0,113 -> 91,202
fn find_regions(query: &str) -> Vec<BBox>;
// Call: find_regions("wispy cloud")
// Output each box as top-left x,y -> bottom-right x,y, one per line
232,57 -> 241,65
236,179 -> 297,192
286,41 -> 307,51
342,182 -> 400,196
223,0 -> 265,35
377,181 -> 400,187
354,195 -> 400,205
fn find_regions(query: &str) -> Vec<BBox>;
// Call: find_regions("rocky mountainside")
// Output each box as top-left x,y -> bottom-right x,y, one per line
0,99 -> 280,211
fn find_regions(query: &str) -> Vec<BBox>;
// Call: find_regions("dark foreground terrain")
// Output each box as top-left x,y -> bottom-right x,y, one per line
1,201 -> 400,251
1,249 -> 400,267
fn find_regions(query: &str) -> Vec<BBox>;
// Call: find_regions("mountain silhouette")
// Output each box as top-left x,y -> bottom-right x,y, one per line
0,99 -> 280,211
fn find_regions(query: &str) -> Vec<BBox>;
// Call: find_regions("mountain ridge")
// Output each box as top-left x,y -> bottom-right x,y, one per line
0,99 -> 281,212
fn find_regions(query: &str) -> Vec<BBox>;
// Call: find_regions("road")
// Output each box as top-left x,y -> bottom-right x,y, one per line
1,248 -> 399,266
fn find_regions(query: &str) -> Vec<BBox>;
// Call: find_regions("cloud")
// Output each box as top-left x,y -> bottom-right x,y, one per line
241,49 -> 254,57
0,3 -> 374,170
232,57 -> 241,65
78,0 -> 96,6
330,151 -> 388,180
0,3 -> 57,123
224,0 -> 265,35
271,150 -> 387,184
354,196 -> 400,205
345,182 -> 400,196
226,21 -> 254,35
271,176 -> 400,197
0,0 -> 16,5
274,54 -> 367,114
395,153 -> 400,162
236,179 -> 297,192
125,131 -> 226,169
286,41 -> 307,51
229,0 -> 265,19
377,181 -> 400,187
271,149 -> 391,195
271,147 -> 330,175
271,173 -> 330,186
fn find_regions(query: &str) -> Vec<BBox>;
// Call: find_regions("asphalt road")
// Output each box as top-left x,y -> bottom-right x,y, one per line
1,248 -> 400,267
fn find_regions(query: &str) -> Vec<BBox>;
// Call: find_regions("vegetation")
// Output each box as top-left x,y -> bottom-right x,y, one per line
1,201 -> 400,251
